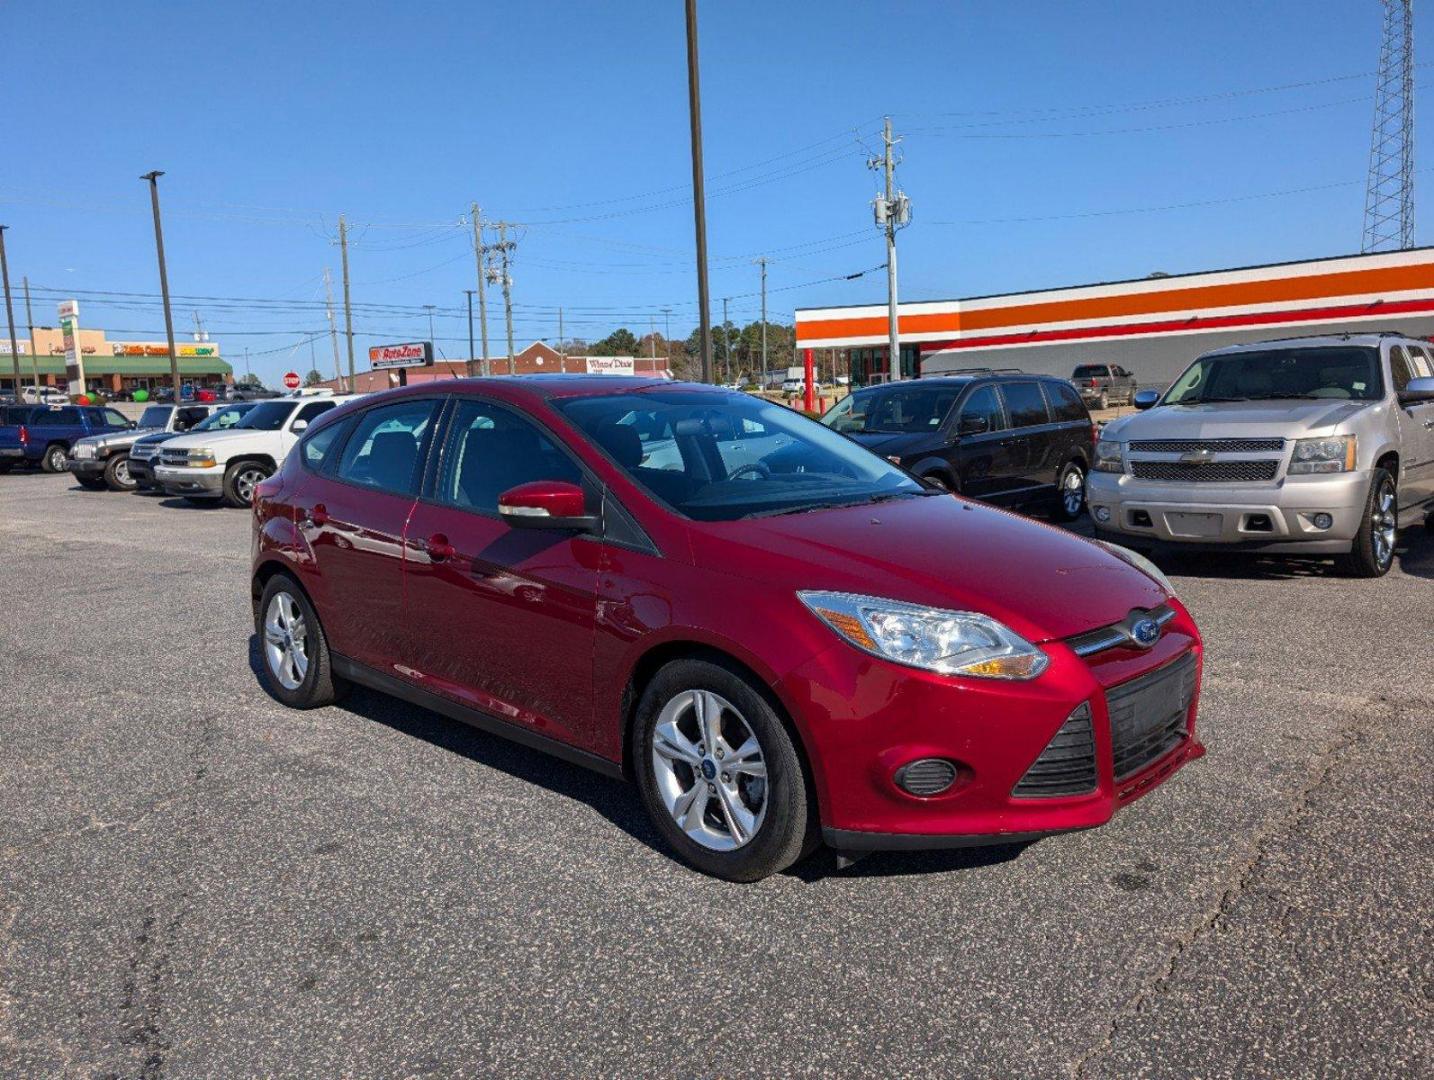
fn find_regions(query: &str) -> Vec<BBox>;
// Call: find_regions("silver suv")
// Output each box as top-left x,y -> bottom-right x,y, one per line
1086,333 -> 1434,577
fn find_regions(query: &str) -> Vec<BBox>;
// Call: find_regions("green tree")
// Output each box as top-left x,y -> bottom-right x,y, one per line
303,369 -> 324,386
237,372 -> 262,388
589,328 -> 640,356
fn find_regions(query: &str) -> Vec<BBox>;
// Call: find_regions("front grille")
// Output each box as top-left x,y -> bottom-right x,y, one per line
1107,651 -> 1198,781
1012,704 -> 1098,798
1066,603 -> 1176,657
161,448 -> 188,467
1130,459 -> 1278,483
1129,438 -> 1284,453
131,445 -> 159,462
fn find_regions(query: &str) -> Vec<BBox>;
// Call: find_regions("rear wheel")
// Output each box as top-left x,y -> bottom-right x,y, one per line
635,658 -> 815,882
1053,460 -> 1087,521
103,453 -> 136,491
1337,468 -> 1397,578
223,460 -> 272,508
41,444 -> 68,473
1097,390 -> 1109,410
257,574 -> 347,708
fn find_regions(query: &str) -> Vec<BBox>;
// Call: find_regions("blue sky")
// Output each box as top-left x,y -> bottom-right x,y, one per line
1,0 -> 1419,385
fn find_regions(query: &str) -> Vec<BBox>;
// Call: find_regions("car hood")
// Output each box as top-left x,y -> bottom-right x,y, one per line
1103,399 -> 1374,440
162,429 -> 270,451
83,429 -> 152,450
689,495 -> 1167,644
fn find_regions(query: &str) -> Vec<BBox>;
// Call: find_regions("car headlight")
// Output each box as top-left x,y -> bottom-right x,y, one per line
1095,539 -> 1176,596
797,591 -> 1048,679
1094,439 -> 1124,473
1288,434 -> 1355,474
187,448 -> 217,468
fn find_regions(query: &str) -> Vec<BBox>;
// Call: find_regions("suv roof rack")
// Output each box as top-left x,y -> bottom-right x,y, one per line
936,366 -> 1026,375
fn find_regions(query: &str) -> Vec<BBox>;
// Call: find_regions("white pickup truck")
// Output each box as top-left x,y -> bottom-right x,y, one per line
154,394 -> 363,506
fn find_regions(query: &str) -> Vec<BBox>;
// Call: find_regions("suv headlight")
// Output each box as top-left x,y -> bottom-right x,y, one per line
1094,438 -> 1124,473
187,448 -> 217,468
1289,434 -> 1355,474
797,591 -> 1048,679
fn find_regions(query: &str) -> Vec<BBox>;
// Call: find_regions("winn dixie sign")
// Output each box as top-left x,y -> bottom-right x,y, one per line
368,342 -> 433,369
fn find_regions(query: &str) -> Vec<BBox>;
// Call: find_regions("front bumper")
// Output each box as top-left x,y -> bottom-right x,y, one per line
154,463 -> 225,497
67,455 -> 107,478
779,602 -> 1204,849
128,457 -> 158,486
1086,469 -> 1368,553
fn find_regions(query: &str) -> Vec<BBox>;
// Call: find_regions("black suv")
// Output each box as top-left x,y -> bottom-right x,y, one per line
821,371 -> 1095,520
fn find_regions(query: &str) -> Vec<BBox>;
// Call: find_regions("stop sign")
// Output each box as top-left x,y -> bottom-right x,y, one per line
283,370 -> 301,390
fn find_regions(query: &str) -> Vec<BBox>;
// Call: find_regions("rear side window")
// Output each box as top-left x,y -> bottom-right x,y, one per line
1001,382 -> 1050,427
958,386 -> 1006,433
1405,344 -> 1434,378
176,407 -> 208,430
98,408 -> 128,427
438,400 -> 582,513
52,407 -> 81,424
1046,381 -> 1088,422
334,399 -> 440,495
301,416 -> 352,473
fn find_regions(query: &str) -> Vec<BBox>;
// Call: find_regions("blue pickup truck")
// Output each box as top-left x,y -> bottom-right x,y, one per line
0,404 -> 133,473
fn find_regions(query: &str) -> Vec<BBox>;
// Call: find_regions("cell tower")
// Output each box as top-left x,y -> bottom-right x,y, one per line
1362,0 -> 1415,252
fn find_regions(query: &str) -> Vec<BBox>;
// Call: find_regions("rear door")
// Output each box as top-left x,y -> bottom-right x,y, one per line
1042,380 -> 1095,469
952,383 -> 1020,500
997,380 -> 1059,496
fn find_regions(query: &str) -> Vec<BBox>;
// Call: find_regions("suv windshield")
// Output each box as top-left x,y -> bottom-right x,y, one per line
821,384 -> 961,434
194,403 -> 257,431
232,401 -> 297,430
557,390 -> 924,522
1164,346 -> 1383,404
137,405 -> 172,428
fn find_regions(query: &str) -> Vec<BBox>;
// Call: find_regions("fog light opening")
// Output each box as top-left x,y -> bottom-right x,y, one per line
1312,512 -> 1334,530
1093,505 -> 1111,523
894,758 -> 958,797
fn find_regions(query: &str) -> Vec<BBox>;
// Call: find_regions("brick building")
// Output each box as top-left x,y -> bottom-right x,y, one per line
322,341 -> 671,393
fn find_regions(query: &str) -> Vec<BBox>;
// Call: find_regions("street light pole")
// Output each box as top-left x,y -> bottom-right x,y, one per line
0,228 -> 21,397
140,172 -> 181,404
684,0 -> 713,383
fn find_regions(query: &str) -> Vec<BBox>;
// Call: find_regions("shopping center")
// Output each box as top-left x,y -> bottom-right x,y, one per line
1,325 -> 232,395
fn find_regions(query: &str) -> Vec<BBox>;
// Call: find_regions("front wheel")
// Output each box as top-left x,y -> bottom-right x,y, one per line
104,453 -> 137,491
223,460 -> 272,507
257,574 -> 347,708
1336,468 -> 1397,578
635,658 -> 815,882
41,444 -> 68,473
1054,460 -> 1087,521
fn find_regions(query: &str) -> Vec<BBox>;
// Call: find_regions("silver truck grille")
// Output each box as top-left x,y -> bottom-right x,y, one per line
1128,438 -> 1284,453
1131,460 -> 1279,483
160,448 -> 189,467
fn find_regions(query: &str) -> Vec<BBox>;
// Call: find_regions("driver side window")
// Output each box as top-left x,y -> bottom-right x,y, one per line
959,386 -> 1005,433
438,400 -> 582,513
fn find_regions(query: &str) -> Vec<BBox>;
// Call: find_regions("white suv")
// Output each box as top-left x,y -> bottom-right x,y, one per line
155,394 -> 364,506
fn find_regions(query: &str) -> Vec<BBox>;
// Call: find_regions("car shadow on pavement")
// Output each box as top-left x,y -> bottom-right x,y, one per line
246,636 -> 1042,883
1135,524 -> 1434,582
159,496 -> 223,510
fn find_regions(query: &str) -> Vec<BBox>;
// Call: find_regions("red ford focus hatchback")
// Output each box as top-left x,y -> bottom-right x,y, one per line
251,377 -> 1204,881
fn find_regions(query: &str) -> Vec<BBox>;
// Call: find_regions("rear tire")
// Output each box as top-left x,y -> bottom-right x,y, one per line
41,444 -> 68,473
103,453 -> 137,492
634,658 -> 815,882
257,574 -> 347,708
1336,468 -> 1397,578
223,460 -> 272,508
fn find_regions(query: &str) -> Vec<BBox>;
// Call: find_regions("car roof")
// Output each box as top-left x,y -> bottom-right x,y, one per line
1203,332 -> 1419,357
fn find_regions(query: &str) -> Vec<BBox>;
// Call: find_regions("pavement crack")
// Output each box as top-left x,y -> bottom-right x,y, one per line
1068,706 -> 1382,1079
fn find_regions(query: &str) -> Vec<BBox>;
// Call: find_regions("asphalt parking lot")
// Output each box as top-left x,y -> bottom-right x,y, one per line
1,471 -> 1431,1078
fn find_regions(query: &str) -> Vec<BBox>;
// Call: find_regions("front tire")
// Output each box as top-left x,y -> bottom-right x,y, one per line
1053,459 -> 1087,521
257,574 -> 347,708
41,444 -> 68,473
223,460 -> 272,508
1337,468 -> 1397,578
104,453 -> 137,491
634,658 -> 815,882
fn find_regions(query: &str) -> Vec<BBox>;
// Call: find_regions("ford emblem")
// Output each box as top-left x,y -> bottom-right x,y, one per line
1131,618 -> 1161,647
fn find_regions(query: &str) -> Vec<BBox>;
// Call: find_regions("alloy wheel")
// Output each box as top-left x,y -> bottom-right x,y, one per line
1372,479 -> 1397,569
650,689 -> 768,852
236,467 -> 265,505
114,459 -> 131,485
263,591 -> 310,691
1062,466 -> 1085,516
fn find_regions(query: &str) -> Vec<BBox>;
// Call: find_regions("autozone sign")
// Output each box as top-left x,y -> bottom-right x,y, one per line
368,342 -> 434,369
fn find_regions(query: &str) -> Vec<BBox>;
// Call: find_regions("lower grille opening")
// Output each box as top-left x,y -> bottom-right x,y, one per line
894,758 -> 958,797
1012,704 -> 1098,798
1243,513 -> 1273,532
1108,652 -> 1198,781
1129,510 -> 1153,528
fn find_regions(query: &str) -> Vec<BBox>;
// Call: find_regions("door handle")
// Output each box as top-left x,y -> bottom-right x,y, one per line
425,533 -> 456,562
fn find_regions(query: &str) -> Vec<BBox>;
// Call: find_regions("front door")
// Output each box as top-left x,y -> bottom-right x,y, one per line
953,384 -> 1020,499
402,398 -> 604,754
1393,344 -> 1434,512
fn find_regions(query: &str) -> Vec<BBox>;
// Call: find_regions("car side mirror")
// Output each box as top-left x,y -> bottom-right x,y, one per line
957,414 -> 988,435
127,421 -> 137,429
290,418 -> 309,433
498,481 -> 599,532
1133,389 -> 1161,410
1397,376 -> 1434,405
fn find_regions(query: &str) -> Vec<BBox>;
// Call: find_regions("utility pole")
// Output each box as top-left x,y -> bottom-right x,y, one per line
0,228 -> 20,395
338,215 -> 355,389
757,257 -> 768,389
684,0 -> 713,383
140,172 -> 182,403
662,307 -> 672,363
650,315 -> 656,361
244,347 -> 251,380
720,297 -> 729,383
424,304 -> 437,349
323,268 -> 343,388
23,276 -> 38,392
558,307 -> 566,372
464,290 -> 476,376
490,222 -> 517,373
470,203 -> 492,376
1363,0 -> 1416,251
868,117 -> 910,381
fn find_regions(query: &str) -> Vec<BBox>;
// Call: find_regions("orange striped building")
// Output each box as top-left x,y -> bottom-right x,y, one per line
793,248 -> 1434,388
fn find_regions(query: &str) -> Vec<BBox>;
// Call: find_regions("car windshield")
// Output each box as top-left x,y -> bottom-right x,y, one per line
137,405 -> 172,428
194,403 -> 257,431
232,401 -> 296,430
1164,347 -> 1383,404
821,384 -> 961,434
556,389 -> 925,522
